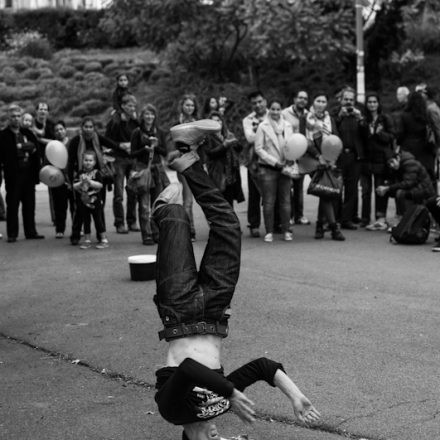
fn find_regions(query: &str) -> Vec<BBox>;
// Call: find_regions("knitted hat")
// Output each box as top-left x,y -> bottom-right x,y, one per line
170,119 -> 221,146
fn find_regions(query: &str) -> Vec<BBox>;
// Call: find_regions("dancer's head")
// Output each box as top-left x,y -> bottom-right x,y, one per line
182,421 -> 223,440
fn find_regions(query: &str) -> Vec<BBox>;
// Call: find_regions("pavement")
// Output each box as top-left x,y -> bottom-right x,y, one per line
0,169 -> 439,440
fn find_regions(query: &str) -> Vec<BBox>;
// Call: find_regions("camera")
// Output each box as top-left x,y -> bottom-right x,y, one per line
346,107 -> 354,113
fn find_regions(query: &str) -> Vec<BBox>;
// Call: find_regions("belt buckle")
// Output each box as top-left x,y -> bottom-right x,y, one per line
195,322 -> 207,334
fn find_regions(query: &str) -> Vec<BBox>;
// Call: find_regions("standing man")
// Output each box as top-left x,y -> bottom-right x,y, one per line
332,87 -> 365,230
242,91 -> 268,237
0,104 -> 44,242
105,94 -> 140,234
282,90 -> 310,225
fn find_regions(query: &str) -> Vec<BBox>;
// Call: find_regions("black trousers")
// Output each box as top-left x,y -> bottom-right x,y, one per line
247,168 -> 261,229
5,171 -> 38,239
71,195 -> 105,241
51,185 -> 74,234
338,152 -> 361,223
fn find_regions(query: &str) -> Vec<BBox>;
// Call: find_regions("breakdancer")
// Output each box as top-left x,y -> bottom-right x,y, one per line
153,120 -> 320,440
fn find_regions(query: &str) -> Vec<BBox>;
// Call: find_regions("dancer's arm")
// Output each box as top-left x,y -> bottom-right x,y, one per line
273,369 -> 321,424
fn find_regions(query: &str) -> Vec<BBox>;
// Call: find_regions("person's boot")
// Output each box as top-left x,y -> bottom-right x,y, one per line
330,223 -> 345,241
314,221 -> 324,239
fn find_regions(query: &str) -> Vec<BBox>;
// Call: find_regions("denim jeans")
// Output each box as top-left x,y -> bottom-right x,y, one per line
113,157 -> 137,227
291,176 -> 305,220
338,152 -> 361,223
258,166 -> 291,234
247,168 -> 261,229
176,173 -> 195,236
153,160 -> 241,332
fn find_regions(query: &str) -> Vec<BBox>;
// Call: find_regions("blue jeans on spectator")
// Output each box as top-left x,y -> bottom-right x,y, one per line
153,160 -> 241,331
258,166 -> 291,234
247,168 -> 261,230
138,189 -> 152,240
113,157 -> 137,228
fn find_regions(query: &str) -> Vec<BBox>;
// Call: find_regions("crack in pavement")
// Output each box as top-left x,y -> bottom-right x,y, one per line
335,399 -> 438,428
1,332 -> 384,440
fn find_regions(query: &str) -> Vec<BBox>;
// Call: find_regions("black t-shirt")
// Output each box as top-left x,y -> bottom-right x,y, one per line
155,357 -> 284,425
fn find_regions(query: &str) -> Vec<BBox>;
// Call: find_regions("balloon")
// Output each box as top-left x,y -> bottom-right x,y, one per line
285,133 -> 308,161
45,140 -> 68,169
321,135 -> 343,162
39,165 -> 65,188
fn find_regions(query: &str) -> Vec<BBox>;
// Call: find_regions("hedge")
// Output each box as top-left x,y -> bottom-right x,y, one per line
0,8 -> 107,49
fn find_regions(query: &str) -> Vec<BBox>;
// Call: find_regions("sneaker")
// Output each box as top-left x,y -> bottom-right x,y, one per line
295,216 -> 311,225
249,227 -> 260,238
264,233 -> 273,243
128,224 -> 140,232
151,182 -> 183,214
432,245 -> 440,252
96,238 -> 109,249
366,220 -> 387,231
116,225 -> 128,234
79,240 -> 92,249
55,232 -> 64,239
284,232 -> 293,241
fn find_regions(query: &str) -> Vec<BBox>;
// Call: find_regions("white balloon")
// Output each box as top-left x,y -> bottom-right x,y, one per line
39,165 -> 65,188
285,133 -> 308,161
45,140 -> 68,169
321,135 -> 343,162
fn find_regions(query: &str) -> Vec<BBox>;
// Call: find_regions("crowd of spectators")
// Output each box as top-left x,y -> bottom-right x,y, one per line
0,74 -> 439,251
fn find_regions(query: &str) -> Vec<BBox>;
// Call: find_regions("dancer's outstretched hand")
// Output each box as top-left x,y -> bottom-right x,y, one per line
230,389 -> 256,424
292,396 -> 321,424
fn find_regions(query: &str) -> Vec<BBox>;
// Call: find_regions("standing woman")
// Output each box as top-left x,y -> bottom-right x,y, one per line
130,104 -> 169,245
306,92 -> 345,241
51,120 -> 75,238
170,94 -> 199,240
254,99 -> 294,242
360,93 -> 395,231
204,111 -> 244,206
202,96 -> 219,118
398,91 -> 436,185
67,117 -> 118,244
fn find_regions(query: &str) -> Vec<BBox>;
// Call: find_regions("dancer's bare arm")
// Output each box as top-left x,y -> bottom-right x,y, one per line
229,389 -> 256,424
273,369 -> 321,424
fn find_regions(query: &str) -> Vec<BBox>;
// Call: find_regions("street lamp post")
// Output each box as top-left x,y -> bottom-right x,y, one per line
355,0 -> 365,104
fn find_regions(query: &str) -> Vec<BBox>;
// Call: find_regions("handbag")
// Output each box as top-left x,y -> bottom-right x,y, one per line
307,167 -> 342,199
127,157 -> 152,195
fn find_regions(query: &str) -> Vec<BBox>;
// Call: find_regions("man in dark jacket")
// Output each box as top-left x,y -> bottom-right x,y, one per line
332,87 -> 365,229
105,94 -> 139,234
0,104 -> 44,242
376,151 -> 435,219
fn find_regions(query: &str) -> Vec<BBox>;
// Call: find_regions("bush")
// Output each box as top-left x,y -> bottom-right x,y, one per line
71,104 -> 89,117
82,99 -> 109,114
73,71 -> 85,81
12,59 -> 28,73
58,64 -> 77,79
22,68 -> 42,80
0,66 -> 17,84
83,61 -> 102,73
18,37 -> 53,60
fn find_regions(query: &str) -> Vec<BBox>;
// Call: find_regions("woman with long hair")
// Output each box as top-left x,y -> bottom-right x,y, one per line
254,98 -> 294,242
204,111 -> 244,206
130,103 -> 169,245
67,116 -> 118,245
202,96 -> 219,118
398,91 -> 436,183
360,92 -> 395,231
306,92 -> 345,241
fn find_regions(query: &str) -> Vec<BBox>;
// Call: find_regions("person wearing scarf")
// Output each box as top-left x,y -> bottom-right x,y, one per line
306,92 -> 345,241
254,99 -> 294,242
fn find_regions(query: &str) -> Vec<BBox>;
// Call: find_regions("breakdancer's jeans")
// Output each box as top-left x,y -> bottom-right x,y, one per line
153,160 -> 241,338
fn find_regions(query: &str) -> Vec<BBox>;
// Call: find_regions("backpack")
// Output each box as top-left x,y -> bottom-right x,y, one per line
390,204 -> 431,244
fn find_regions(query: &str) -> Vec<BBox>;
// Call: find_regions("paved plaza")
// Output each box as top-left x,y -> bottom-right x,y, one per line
1,172 -> 439,440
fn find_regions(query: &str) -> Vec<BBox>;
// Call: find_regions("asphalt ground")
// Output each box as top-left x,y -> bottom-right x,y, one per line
0,169 -> 439,440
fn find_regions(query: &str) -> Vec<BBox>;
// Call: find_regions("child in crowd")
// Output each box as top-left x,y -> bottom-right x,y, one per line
21,113 -> 34,130
112,73 -> 131,113
71,151 -> 109,249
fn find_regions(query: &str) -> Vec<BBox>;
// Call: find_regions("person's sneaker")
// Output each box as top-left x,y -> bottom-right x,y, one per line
170,119 -> 221,147
128,224 -> 140,232
264,233 -> 273,243
116,225 -> 128,234
366,220 -> 388,231
96,238 -> 109,249
295,216 -> 311,225
55,232 -> 64,239
151,182 -> 183,214
142,236 -> 155,245
79,240 -> 92,249
432,244 -> 440,252
7,236 -> 16,243
284,232 -> 293,241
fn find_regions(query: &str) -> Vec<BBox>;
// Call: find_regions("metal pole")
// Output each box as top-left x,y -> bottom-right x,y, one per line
355,0 -> 365,104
